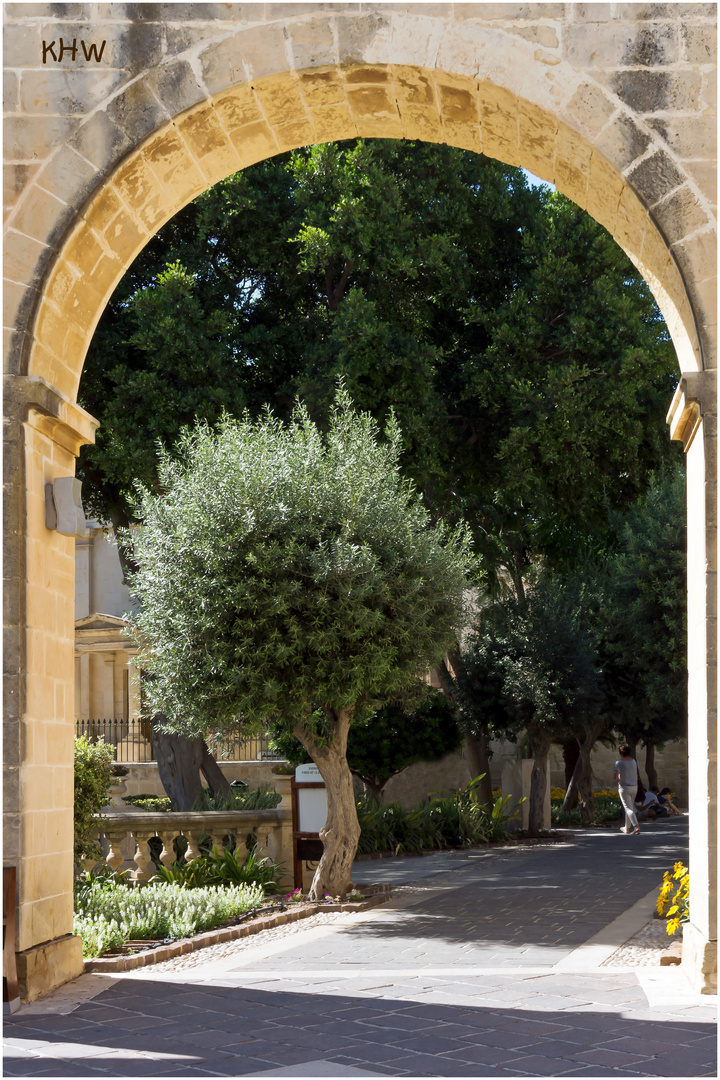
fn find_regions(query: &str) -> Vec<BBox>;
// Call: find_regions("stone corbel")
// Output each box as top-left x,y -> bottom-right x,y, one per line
667,371 -> 717,452
5,374 -> 98,456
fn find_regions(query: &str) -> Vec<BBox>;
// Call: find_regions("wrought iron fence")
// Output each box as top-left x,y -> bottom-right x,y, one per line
75,718 -> 283,764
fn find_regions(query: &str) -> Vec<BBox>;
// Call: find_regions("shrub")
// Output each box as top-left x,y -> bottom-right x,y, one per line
74,879 -> 264,958
74,736 -> 115,866
356,781 -> 514,855
124,786 -> 281,813
656,861 -> 689,936
551,791 -> 622,827
153,845 -> 283,893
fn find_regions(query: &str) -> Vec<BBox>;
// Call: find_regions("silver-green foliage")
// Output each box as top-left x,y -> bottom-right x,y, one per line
74,880 -> 263,958
128,392 -> 474,736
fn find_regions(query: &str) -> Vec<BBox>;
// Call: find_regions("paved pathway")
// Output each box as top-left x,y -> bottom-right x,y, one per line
4,819 -> 717,1078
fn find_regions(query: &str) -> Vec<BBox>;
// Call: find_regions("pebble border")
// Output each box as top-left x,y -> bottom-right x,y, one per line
83,886 -> 392,973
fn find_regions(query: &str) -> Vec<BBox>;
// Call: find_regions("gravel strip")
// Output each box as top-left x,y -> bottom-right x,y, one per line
602,916 -> 681,967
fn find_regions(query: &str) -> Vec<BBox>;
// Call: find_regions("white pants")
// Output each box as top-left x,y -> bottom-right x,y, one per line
618,784 -> 638,830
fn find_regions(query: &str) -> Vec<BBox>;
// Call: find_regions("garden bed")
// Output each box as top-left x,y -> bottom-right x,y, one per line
83,885 -> 392,972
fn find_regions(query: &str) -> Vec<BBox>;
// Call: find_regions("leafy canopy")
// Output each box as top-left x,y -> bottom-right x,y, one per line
128,391 -> 474,736
78,140 -> 679,587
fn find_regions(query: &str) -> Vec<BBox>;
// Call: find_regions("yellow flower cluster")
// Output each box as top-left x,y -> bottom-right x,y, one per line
550,787 -> 566,800
656,861 -> 689,936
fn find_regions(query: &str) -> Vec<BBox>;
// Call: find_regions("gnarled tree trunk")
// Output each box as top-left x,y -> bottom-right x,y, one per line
562,753 -> 582,813
576,720 -> 604,825
200,741 -> 231,796
294,707 -> 361,900
150,716 -> 205,810
562,740 -> 580,808
464,731 -> 494,808
644,742 -> 657,790
527,727 -> 552,833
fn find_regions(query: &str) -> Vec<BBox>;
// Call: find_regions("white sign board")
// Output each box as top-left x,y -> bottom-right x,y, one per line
297,788 -> 328,833
295,763 -> 322,781
294,763 -> 327,833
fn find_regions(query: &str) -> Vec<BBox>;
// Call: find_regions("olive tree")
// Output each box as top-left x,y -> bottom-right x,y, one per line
128,392 -> 473,898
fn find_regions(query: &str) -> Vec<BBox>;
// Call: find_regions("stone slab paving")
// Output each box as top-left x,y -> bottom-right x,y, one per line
4,820 -> 716,1078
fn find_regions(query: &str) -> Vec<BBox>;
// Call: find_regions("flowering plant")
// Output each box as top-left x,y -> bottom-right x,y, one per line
284,888 -> 305,903
656,861 -> 689,936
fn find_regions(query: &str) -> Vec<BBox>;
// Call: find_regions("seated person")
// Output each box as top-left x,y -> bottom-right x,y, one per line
636,788 -> 664,820
658,787 -> 682,815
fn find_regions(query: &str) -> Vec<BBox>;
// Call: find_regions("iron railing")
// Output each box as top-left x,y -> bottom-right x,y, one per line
75,718 -> 283,764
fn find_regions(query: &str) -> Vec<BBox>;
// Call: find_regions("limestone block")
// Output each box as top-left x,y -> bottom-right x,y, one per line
3,115 -> 77,164
112,22 -> 165,73
142,127 -> 206,205
682,23 -> 717,64
227,119 -> 279,168
518,99 -> 557,182
112,155 -> 173,233
613,184 -> 650,260
656,182 -> 713,246
397,102 -> 443,143
478,82 -> 520,168
5,70 -> 19,114
16,933 -> 84,1004
627,150 -> 687,209
298,68 -> 347,108
586,151 -> 624,234
288,14 -> 336,70
346,85 -> 403,138
33,148 -> 99,220
686,161 -> 717,209
3,23 -> 51,68
310,104 -> 356,143
68,109 -> 134,173
3,281 -> 32,333
213,83 -> 265,133
593,112 -> 651,173
19,68 -> 126,118
203,24 -> 287,92
4,163 -> 41,209
336,12 -> 393,67
511,24 -> 560,49
176,105 -> 243,183
9,186 -> 68,248
145,59 -> 208,118
454,4 -> 565,19
100,210 -> 147,268
609,69 -> 704,114
252,74 -> 308,127
4,230 -> 47,291
105,80 -> 171,147
393,66 -> 435,106
386,13 -> 446,70
562,82 -> 616,139
564,21 -> 679,69
274,117 -> 315,153
344,65 -> 391,85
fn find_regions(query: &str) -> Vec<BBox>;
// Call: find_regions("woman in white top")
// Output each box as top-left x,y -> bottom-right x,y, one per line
613,743 -> 640,835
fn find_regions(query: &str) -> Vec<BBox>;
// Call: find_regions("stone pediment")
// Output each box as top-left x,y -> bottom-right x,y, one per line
75,612 -> 136,653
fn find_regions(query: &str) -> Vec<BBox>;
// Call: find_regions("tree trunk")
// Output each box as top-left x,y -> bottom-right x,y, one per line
464,731 -> 494,807
576,720 -> 604,825
527,727 -> 552,833
200,741 -> 231,796
645,742 -> 657,789
562,740 -> 580,806
150,717 -> 205,810
562,754 -> 582,813
294,708 -> 361,900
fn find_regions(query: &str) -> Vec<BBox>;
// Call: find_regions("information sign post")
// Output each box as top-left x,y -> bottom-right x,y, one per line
291,763 -> 327,890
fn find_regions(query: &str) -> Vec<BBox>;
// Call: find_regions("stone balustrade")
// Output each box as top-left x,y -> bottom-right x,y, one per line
88,776 -> 294,889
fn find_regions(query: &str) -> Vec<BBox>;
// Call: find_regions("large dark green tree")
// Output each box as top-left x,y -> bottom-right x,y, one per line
78,139 -> 679,585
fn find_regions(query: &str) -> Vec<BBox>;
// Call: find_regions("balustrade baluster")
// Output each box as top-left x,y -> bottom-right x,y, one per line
156,831 -> 175,870
103,828 -> 126,876
131,829 -> 155,884
182,830 -> 201,864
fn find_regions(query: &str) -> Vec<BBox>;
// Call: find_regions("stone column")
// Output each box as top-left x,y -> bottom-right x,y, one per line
668,372 -> 717,993
3,374 -> 98,1003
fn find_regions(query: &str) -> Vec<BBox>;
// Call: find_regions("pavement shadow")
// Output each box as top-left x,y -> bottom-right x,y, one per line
3,976 -> 716,1077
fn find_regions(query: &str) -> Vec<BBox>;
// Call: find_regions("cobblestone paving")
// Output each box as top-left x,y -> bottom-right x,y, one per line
4,820 -> 716,1078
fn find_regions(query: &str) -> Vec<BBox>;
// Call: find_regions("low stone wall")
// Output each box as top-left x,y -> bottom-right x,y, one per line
120,759 -> 285,798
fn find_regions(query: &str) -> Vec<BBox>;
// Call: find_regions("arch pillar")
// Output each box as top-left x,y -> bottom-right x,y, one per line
4,374 -> 97,1002
669,371 -> 717,993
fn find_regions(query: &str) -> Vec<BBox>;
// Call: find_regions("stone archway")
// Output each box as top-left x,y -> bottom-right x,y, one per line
3,5 -> 716,1000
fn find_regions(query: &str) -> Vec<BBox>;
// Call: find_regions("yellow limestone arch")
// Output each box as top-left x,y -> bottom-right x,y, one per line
28,64 -> 700,405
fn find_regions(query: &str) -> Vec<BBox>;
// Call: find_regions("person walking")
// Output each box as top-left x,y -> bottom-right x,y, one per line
614,743 -> 640,835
